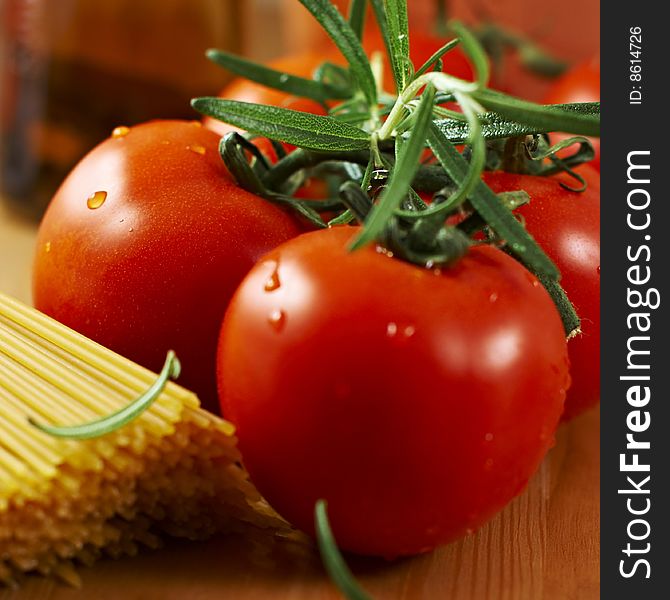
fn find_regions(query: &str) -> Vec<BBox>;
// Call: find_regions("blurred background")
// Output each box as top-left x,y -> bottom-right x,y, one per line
0,0 -> 598,225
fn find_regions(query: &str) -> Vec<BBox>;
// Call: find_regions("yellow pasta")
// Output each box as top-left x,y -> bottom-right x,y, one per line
0,292 -> 286,587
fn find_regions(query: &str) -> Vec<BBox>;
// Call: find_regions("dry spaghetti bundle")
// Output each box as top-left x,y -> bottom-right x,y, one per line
0,292 -> 284,586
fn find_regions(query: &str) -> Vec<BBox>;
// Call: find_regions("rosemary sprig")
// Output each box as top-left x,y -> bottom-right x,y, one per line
29,351 -> 181,439
315,500 -> 372,600
197,3 -> 600,348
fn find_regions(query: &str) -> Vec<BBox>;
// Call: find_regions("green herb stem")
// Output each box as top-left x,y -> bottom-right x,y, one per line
29,351 -> 181,440
351,84 -> 437,250
315,500 -> 372,600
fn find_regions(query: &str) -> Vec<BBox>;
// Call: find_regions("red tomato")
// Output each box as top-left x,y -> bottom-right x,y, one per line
33,120 -> 301,413
544,59 -> 600,170
218,226 -> 569,557
483,167 -> 600,420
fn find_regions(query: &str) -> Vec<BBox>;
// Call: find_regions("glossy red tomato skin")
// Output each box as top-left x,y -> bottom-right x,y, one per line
544,59 -> 600,170
33,120 -> 301,413
218,227 -> 569,557
483,167 -> 600,420
545,59 -> 600,105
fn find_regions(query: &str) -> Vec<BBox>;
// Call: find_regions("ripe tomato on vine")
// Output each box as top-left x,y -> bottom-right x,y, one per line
483,166 -> 600,419
33,120 -> 301,413
218,226 -> 570,556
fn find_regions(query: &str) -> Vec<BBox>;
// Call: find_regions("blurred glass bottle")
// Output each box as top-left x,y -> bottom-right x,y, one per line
0,0 -> 240,219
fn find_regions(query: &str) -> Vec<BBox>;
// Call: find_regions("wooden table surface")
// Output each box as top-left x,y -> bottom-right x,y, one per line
0,201 -> 599,599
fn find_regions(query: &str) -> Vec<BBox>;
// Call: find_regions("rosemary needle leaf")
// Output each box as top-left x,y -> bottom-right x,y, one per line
472,89 -> 600,137
348,0 -> 368,40
381,0 -> 411,91
315,500 -> 372,600
29,351 -> 181,440
433,102 -> 600,143
297,0 -> 377,107
414,39 -> 460,79
192,98 -> 371,152
450,21 -> 490,88
536,275 -> 581,337
206,49 -> 350,102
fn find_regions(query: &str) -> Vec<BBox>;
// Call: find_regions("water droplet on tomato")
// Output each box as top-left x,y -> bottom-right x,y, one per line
386,323 -> 415,343
268,309 -> 286,331
87,191 -> 107,209
264,275 -> 280,292
128,227 -> 134,233
433,268 -> 442,276
465,528 -> 474,536
264,262 -> 281,292
188,144 -> 206,156
532,280 -> 540,288
44,241 -> 51,253
484,433 -> 493,442
489,292 -> 498,303
597,265 -> 601,275
112,125 -> 130,139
